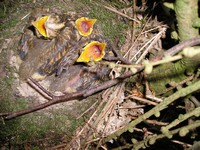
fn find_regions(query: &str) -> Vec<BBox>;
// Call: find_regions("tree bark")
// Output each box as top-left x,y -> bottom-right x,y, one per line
175,0 -> 199,41
148,0 -> 200,95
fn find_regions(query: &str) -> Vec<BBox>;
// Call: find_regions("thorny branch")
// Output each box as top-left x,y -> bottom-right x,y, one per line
1,37 -> 200,120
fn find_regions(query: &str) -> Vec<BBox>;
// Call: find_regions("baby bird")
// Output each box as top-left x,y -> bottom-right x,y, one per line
19,9 -> 107,81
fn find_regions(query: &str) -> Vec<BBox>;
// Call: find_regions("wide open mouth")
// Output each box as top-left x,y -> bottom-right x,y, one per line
32,16 -> 49,37
75,17 -> 97,37
77,41 -> 106,62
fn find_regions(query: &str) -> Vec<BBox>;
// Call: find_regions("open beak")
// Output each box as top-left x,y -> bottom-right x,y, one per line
32,15 -> 65,38
77,41 -> 106,62
75,17 -> 97,36
32,16 -> 49,37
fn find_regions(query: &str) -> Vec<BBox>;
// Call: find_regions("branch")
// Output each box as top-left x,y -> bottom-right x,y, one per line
163,36 -> 200,57
1,69 -> 139,120
174,0 -> 199,41
118,120 -> 200,149
1,37 -> 200,120
152,37 -> 200,61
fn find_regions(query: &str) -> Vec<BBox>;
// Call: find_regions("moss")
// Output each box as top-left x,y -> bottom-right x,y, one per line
0,51 -> 15,101
147,55 -> 200,96
0,106 -> 85,146
0,1 -> 31,39
0,17 -> 18,31
89,4 -> 127,43
106,0 -> 131,9
72,0 -> 128,44
174,0 -> 199,41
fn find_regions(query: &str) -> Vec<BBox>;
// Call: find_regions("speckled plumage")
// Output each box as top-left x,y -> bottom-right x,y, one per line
18,10 -> 111,81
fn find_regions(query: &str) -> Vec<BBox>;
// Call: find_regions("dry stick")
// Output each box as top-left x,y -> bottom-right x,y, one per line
102,5 -> 139,23
3,71 -> 136,120
171,140 -> 192,148
119,105 -> 145,109
159,75 -> 194,95
96,97 -> 117,150
141,26 -> 166,35
129,116 -> 168,126
92,0 -> 139,23
111,42 -> 132,65
121,126 -> 192,148
131,33 -> 157,62
92,86 -> 122,129
103,42 -> 132,65
65,108 -> 100,149
21,12 -> 31,20
124,16 -> 152,59
190,96 -> 200,107
27,78 -> 53,100
3,37 -> 200,120
135,27 -> 167,64
96,84 -> 125,149
115,127 -> 192,150
150,36 -> 200,63
132,127 -> 192,148
76,100 -> 98,119
164,36 -> 200,57
132,0 -> 137,40
128,95 -> 158,105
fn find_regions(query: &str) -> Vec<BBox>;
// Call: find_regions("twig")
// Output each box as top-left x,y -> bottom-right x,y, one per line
76,100 -> 98,119
111,42 -> 132,65
96,84 -> 125,149
163,36 -> 200,57
135,27 -> 167,64
133,120 -> 200,149
27,77 -> 54,100
129,116 -> 168,126
171,140 -> 192,148
115,125 -> 193,149
159,75 -> 194,95
145,80 -> 163,102
92,0 -> 139,23
127,95 -> 158,105
161,106 -> 200,132
141,25 -> 167,35
102,4 -> 139,23
21,12 -> 31,20
2,37 -> 200,120
103,41 -> 132,65
123,16 -> 152,60
2,70 -> 138,120
118,105 -> 145,109
144,119 -> 168,126
190,96 -> 200,107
